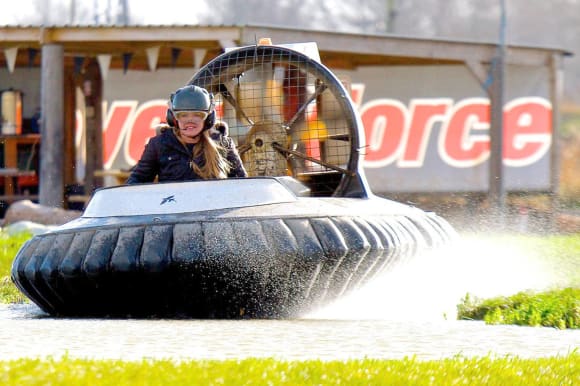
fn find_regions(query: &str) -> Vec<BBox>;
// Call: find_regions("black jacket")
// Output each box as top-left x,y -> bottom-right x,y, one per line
126,128 -> 247,184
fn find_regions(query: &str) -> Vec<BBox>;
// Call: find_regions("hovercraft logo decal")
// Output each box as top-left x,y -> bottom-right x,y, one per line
160,195 -> 176,205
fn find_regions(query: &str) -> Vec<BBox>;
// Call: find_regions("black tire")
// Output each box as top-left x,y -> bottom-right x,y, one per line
11,210 -> 451,318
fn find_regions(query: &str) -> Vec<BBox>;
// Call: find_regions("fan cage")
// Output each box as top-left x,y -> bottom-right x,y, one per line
189,45 -> 361,197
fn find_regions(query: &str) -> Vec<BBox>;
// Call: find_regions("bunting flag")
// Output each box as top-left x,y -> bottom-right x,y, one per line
193,48 -> 206,69
97,54 -> 112,80
73,56 -> 85,75
27,48 -> 39,68
4,46 -> 18,73
146,46 -> 160,72
122,52 -> 133,74
171,47 -> 182,68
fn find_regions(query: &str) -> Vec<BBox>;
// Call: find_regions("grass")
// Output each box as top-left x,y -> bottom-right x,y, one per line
1,354 -> 579,385
458,288 -> 580,329
513,234 -> 580,286
456,233 -> 580,328
0,231 -> 31,303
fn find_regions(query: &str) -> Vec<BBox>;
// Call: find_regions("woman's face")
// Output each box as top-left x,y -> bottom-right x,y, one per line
175,111 -> 207,142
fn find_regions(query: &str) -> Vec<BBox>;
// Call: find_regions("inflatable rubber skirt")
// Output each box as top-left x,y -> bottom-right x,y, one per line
11,177 -> 455,318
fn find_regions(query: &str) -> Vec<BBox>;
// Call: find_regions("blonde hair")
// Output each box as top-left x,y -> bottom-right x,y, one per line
174,128 -> 231,179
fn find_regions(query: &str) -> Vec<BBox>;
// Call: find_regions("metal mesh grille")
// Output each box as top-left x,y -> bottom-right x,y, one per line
189,46 -> 357,197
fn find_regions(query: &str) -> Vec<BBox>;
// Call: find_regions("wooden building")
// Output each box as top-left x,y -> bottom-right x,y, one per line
0,24 -> 571,209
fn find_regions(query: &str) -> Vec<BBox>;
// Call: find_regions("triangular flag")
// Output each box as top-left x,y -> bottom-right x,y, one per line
73,56 -> 85,75
171,48 -> 182,68
146,46 -> 160,72
4,47 -> 18,73
27,48 -> 39,68
122,52 -> 133,74
193,48 -> 206,69
97,54 -> 111,80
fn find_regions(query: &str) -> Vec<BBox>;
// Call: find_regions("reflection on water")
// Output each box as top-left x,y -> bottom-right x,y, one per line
1,234 -> 578,361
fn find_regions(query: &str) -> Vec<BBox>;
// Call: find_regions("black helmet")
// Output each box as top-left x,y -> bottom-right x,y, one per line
166,85 -> 215,129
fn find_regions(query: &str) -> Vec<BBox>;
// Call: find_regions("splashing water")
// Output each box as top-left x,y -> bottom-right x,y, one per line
307,233 -> 557,321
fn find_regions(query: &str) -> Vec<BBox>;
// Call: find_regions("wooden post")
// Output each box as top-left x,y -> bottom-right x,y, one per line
488,53 -> 505,216
39,43 -> 64,208
549,53 -> 563,228
488,0 -> 507,221
82,59 -> 103,195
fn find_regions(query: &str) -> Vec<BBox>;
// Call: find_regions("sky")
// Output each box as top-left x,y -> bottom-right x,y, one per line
0,1 -> 37,24
0,0 -> 361,28
0,0 -> 209,25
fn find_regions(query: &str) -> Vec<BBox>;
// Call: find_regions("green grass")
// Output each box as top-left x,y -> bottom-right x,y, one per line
458,288 -> 580,329
456,233 -> 580,328
514,234 -> 580,287
0,231 -> 31,303
1,354 -> 579,385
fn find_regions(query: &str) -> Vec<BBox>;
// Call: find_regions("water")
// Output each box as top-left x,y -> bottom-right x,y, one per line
2,234 -> 579,361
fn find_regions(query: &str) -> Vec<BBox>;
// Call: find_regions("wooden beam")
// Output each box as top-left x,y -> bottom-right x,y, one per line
465,59 -> 489,88
241,26 -> 564,67
44,26 -> 241,43
1,25 -> 568,69
0,27 -> 41,43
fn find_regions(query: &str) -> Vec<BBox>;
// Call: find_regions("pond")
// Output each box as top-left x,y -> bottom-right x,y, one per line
2,235 -> 578,361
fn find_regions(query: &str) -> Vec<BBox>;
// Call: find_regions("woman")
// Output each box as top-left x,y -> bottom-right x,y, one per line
126,85 -> 247,184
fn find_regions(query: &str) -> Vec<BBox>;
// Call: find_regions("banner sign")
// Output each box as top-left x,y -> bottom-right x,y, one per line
97,67 -> 552,193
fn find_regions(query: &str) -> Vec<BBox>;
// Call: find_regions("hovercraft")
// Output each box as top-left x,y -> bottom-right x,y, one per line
11,42 -> 457,318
